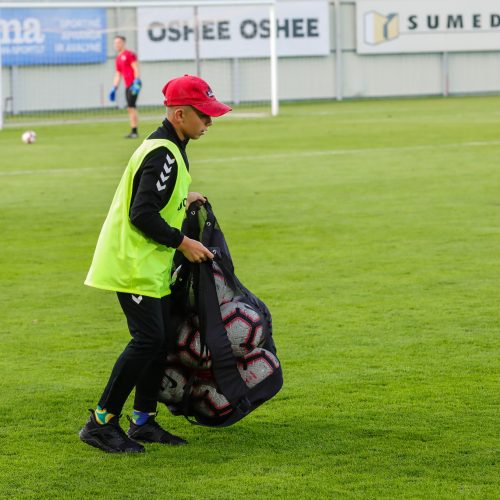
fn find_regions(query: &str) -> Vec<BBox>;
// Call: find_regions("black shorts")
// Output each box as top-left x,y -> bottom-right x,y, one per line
125,86 -> 139,108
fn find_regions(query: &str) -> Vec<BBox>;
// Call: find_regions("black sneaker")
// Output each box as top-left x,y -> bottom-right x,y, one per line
127,415 -> 187,446
79,409 -> 145,453
125,132 -> 139,139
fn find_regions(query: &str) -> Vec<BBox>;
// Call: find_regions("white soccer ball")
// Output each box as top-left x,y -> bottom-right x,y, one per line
21,130 -> 36,144
220,301 -> 265,358
237,348 -> 280,388
212,261 -> 234,305
158,366 -> 189,404
192,380 -> 233,418
177,317 -> 212,370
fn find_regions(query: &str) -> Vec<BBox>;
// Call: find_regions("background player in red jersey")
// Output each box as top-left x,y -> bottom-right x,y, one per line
109,35 -> 142,138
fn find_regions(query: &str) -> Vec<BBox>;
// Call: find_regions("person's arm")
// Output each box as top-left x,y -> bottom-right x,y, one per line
129,148 -> 213,262
130,59 -> 141,94
129,147 -> 183,247
109,71 -> 121,102
187,192 -> 206,207
131,61 -> 140,80
177,234 -> 213,263
112,70 -> 121,88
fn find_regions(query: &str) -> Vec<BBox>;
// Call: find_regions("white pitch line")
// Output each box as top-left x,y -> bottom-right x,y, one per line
2,140 -> 500,177
195,140 -> 500,165
2,111 -> 267,129
0,166 -> 119,177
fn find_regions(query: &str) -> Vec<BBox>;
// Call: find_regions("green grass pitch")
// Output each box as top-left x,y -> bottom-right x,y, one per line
0,96 -> 499,498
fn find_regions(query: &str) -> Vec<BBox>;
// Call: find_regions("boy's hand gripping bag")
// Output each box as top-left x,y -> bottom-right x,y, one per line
159,201 -> 283,427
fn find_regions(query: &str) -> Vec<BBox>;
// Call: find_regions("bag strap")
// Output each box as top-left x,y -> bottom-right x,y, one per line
197,260 -> 250,409
180,201 -> 251,415
180,373 -> 200,426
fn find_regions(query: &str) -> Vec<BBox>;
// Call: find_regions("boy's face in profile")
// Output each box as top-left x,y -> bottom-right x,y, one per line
179,106 -> 213,140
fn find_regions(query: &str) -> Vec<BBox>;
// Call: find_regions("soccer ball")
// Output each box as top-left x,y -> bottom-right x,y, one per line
158,366 -> 189,404
221,301 -> 265,357
237,348 -> 280,389
21,130 -> 36,144
177,317 -> 212,370
192,380 -> 233,418
212,261 -> 234,305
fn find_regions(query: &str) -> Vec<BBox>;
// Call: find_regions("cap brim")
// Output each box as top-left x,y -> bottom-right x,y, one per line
192,100 -> 232,117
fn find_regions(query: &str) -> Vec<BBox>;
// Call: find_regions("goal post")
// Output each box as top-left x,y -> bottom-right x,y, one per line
0,0 -> 279,127
269,1 -> 278,116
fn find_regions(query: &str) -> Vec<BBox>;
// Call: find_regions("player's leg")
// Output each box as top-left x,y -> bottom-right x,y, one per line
125,86 -> 139,138
127,295 -> 187,445
131,294 -> 171,413
79,292 -> 167,452
98,293 -> 167,412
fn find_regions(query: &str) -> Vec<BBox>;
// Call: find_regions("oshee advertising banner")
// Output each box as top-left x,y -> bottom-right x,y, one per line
356,0 -> 500,54
0,8 -> 107,66
137,1 -> 330,61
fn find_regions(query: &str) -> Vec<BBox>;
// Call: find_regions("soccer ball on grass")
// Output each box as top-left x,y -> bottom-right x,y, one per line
21,130 -> 36,144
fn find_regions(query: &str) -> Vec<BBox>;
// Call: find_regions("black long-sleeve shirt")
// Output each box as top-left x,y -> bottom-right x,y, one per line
129,119 -> 190,248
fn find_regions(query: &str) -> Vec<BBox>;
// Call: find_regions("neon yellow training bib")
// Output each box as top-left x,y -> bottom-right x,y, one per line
84,139 -> 191,298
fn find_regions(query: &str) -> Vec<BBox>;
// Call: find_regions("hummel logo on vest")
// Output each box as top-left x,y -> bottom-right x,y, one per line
131,295 -> 143,304
156,154 -> 176,192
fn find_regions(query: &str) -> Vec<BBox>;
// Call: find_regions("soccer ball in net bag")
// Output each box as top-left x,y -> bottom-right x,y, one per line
177,318 -> 212,370
212,261 -> 234,305
221,301 -> 265,358
192,380 -> 233,418
158,366 -> 189,404
237,348 -> 280,389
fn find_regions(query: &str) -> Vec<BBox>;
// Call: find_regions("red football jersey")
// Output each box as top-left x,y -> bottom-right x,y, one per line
115,50 -> 137,87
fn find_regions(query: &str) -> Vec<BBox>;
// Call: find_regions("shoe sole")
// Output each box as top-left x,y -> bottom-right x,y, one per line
135,439 -> 187,445
127,434 -> 187,446
79,429 -> 144,453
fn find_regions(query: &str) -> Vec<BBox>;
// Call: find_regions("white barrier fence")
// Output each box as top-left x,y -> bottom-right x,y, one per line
0,0 -> 281,126
1,0 -> 500,127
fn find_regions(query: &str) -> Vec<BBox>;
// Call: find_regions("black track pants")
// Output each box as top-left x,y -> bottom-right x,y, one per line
98,292 -> 172,414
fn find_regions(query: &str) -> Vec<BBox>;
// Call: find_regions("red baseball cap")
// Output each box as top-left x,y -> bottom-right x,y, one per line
162,75 -> 232,117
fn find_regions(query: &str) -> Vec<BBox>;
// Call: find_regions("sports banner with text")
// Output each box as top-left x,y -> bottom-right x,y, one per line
137,1 -> 330,61
0,8 -> 107,66
356,0 -> 500,54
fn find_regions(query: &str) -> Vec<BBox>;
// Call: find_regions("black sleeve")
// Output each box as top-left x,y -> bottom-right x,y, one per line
129,146 -> 185,248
